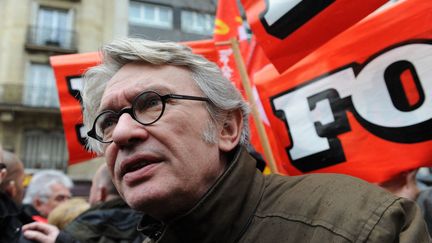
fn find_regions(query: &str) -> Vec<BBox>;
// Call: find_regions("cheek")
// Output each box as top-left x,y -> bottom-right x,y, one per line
53,202 -> 61,209
170,117 -> 210,143
104,145 -> 117,168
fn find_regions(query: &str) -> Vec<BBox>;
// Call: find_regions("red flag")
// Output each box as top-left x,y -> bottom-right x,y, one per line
241,0 -> 388,73
50,52 -> 100,165
245,36 -> 270,79
183,39 -> 219,64
255,0 -> 432,182
214,0 -> 249,90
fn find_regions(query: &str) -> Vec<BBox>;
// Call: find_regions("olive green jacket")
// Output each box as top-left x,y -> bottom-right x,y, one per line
139,147 -> 431,243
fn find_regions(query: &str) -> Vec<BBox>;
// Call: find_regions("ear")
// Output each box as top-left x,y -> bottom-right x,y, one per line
33,196 -> 44,210
218,110 -> 243,152
4,180 -> 16,198
99,187 -> 108,202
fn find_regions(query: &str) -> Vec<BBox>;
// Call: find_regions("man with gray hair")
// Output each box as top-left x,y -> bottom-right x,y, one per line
23,38 -> 430,242
22,170 -> 73,222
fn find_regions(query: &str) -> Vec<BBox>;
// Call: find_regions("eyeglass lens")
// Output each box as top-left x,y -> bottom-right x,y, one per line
95,91 -> 165,142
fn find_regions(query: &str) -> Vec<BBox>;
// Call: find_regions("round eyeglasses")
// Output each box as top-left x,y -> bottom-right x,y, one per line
87,91 -> 210,143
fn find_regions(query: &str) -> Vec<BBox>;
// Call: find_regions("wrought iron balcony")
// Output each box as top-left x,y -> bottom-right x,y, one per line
25,25 -> 78,53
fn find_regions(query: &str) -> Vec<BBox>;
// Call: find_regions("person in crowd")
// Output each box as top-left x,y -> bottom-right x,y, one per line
22,163 -> 145,243
21,170 -> 73,223
0,145 -> 7,183
87,163 -> 121,206
0,148 -> 26,242
378,169 -> 420,201
417,186 -> 432,237
47,198 -> 90,230
24,38 -> 431,242
379,169 -> 432,237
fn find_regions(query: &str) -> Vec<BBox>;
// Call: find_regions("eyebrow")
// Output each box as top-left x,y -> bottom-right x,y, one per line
143,86 -> 172,95
99,85 -> 174,112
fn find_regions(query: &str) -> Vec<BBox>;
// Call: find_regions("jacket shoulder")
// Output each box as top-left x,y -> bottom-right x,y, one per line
245,173 -> 430,242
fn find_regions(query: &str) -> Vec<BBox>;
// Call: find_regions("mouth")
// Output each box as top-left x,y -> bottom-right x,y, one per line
120,155 -> 162,178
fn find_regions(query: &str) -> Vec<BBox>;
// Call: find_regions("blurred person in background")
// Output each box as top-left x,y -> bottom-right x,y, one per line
0,145 -> 6,183
21,169 -> 73,223
378,169 -> 420,201
22,163 -> 145,243
378,169 -> 432,236
0,148 -> 26,242
47,198 -> 90,230
88,163 -> 121,206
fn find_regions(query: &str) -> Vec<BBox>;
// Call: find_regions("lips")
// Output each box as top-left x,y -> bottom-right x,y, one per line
123,160 -> 151,176
119,154 -> 163,179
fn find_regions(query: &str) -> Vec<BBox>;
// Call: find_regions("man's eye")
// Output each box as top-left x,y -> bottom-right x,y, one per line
138,98 -> 161,111
147,98 -> 160,107
100,117 -> 117,131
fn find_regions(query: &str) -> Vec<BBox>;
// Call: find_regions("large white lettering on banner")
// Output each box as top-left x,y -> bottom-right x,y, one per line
261,0 -> 334,39
66,75 -> 87,146
272,42 -> 432,172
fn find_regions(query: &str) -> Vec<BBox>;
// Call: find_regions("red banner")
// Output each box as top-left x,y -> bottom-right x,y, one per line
255,0 -> 432,182
214,0 -> 249,90
50,52 -> 100,165
241,0 -> 388,73
51,40 -> 219,165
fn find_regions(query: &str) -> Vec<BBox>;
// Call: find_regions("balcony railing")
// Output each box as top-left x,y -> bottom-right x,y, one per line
0,83 -> 59,109
23,84 -> 60,108
25,26 -> 78,53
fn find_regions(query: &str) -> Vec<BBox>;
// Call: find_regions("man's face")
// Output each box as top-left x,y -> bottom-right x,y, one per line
37,183 -> 71,217
99,63 -> 226,220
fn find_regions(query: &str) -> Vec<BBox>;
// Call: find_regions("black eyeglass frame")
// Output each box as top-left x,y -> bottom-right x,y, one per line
87,91 -> 210,143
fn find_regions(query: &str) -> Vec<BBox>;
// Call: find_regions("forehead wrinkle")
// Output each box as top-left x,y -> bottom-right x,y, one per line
98,63 -> 197,112
99,81 -> 177,113
99,87 -> 136,112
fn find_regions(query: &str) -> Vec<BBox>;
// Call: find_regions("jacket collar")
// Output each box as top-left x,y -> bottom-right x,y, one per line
138,146 -> 264,243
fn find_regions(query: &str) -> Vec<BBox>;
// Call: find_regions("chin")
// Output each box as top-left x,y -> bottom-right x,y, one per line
122,186 -> 163,212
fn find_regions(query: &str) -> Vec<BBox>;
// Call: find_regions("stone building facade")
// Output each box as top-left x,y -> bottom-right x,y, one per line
0,0 -> 215,185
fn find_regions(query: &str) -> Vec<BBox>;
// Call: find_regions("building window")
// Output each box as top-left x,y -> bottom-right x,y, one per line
181,10 -> 214,35
22,130 -> 68,170
23,63 -> 59,108
34,6 -> 73,48
129,1 -> 173,29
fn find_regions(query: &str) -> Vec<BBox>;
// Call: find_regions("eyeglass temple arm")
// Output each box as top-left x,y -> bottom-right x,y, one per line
166,94 -> 210,102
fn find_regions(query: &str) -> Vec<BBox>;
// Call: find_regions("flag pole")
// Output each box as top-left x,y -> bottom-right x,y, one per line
227,37 -> 279,174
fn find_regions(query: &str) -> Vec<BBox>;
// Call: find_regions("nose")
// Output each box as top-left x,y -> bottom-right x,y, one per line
111,113 -> 150,147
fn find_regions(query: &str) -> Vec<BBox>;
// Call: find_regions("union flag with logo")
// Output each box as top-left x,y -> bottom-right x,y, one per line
249,0 -> 432,182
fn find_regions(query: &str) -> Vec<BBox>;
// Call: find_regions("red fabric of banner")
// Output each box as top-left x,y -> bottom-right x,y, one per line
255,0 -> 432,182
241,0 -> 388,73
50,52 -> 100,165
213,0 -> 250,88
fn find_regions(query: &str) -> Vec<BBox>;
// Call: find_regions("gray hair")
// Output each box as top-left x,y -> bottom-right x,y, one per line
23,170 -> 73,204
82,38 -> 250,153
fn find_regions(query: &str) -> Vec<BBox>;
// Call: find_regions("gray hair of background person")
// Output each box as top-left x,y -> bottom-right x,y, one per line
23,170 -> 74,204
82,38 -> 251,154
